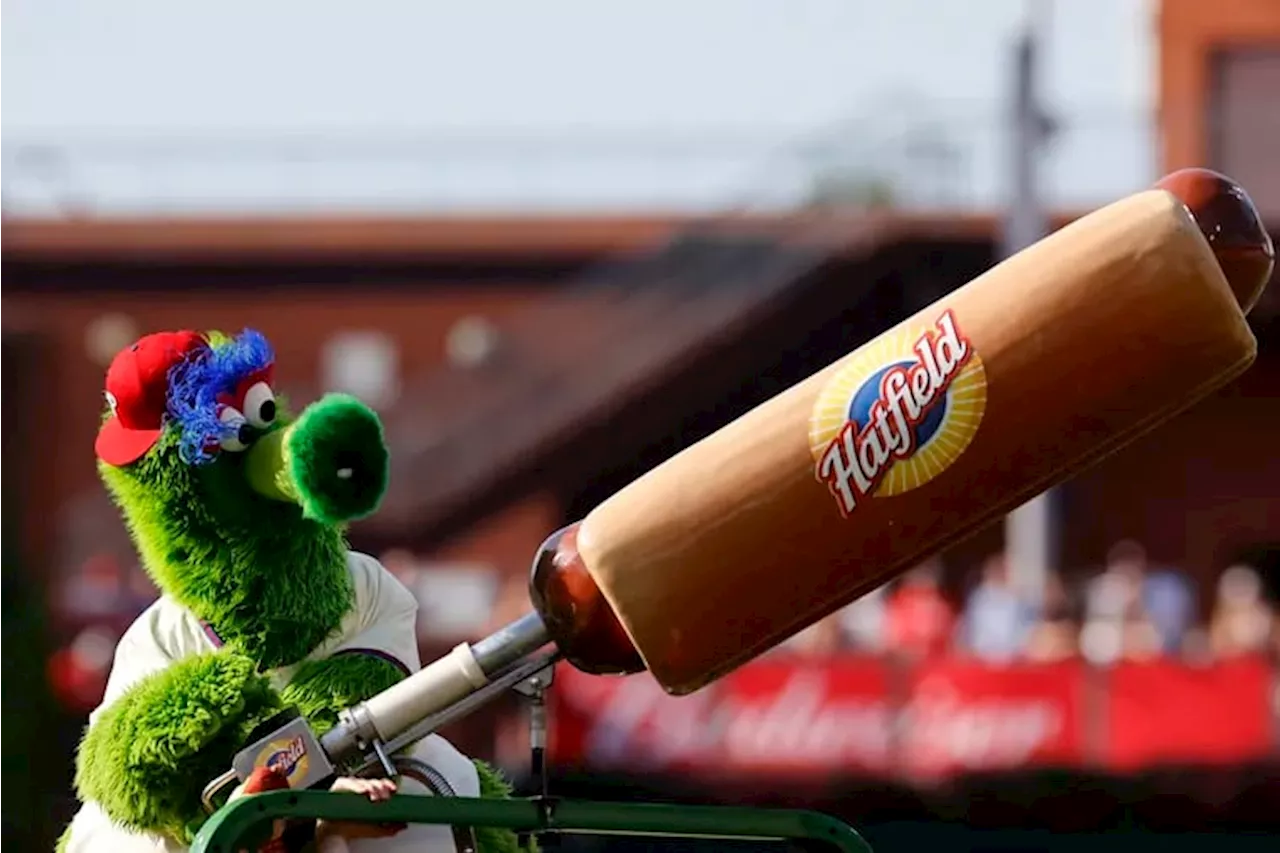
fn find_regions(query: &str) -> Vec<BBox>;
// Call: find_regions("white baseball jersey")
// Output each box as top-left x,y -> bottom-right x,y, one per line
63,551 -> 481,853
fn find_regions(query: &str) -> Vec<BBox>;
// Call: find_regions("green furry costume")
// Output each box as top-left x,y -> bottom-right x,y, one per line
58,328 -> 519,853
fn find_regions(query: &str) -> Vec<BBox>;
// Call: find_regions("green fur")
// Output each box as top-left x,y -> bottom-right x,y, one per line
204,329 -> 234,347
279,654 -> 406,736
74,651 -> 281,842
285,394 -> 389,526
54,826 -> 70,853
99,425 -> 353,670
474,761 -> 529,853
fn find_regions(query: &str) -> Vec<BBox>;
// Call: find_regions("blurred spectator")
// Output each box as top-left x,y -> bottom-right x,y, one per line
1081,540 -> 1192,664
1024,569 -> 1081,662
838,584 -> 888,653
57,553 -> 126,619
955,553 -> 1038,663
1119,615 -> 1163,662
124,563 -> 158,613
1137,553 -> 1197,655
779,613 -> 845,656
885,558 -> 955,659
1080,568 -> 1132,665
47,625 -> 119,713
1208,564 -> 1274,658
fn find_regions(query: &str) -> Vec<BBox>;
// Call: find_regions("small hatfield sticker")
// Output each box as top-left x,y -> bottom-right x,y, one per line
808,309 -> 988,517
254,735 -> 310,787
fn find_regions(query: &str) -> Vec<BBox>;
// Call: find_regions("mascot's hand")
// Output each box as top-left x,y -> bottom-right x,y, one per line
281,657 -> 530,853
74,650 -> 282,843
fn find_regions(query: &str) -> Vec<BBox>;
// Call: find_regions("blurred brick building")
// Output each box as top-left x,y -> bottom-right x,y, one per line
5,0 -> 1279,629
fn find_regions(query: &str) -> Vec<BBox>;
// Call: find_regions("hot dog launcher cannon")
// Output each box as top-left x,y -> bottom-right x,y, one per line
195,168 -> 1273,851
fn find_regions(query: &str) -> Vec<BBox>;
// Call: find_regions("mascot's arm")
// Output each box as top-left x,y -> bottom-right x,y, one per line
278,652 -> 404,735
74,650 -> 281,843
281,654 -> 527,853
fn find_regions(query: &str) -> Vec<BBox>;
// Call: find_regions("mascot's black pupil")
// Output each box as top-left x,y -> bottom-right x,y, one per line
259,399 -> 276,422
237,423 -> 255,445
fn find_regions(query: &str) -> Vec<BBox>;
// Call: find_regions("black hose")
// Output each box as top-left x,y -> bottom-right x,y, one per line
392,756 -> 479,853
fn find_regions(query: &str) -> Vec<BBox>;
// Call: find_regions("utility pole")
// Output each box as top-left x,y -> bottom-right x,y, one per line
1002,0 -> 1059,606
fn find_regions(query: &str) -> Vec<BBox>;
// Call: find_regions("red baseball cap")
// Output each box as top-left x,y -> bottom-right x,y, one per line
95,330 -> 208,466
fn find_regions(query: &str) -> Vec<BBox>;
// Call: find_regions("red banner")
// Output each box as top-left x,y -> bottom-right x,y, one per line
549,655 -> 1277,781
1104,655 -> 1274,771
898,658 -> 1084,779
550,656 -> 895,777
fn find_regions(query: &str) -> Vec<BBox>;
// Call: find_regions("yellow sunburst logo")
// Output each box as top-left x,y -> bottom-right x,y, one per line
254,735 -> 311,787
808,310 -> 987,517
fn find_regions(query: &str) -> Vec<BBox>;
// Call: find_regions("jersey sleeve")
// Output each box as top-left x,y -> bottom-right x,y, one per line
67,600 -> 223,853
87,602 -> 181,729
328,551 -> 423,677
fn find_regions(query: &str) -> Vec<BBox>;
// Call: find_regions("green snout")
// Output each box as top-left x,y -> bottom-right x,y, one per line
245,393 -> 390,526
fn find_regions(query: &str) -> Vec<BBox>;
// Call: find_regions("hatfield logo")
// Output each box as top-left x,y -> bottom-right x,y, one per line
808,310 -> 988,517
256,735 -> 309,784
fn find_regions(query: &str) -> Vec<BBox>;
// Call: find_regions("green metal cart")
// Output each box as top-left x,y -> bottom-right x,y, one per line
189,791 -> 873,853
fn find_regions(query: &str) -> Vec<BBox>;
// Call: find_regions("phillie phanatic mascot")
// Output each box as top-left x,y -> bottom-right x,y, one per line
59,329 -> 520,853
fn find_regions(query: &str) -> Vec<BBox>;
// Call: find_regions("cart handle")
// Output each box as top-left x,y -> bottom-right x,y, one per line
189,792 -> 873,853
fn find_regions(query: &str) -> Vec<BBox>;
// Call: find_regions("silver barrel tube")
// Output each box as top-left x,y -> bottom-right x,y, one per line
321,612 -> 552,761
471,612 -> 551,673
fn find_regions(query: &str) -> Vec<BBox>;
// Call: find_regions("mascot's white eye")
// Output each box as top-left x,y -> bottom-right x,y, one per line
218,405 -> 250,453
243,382 -> 277,428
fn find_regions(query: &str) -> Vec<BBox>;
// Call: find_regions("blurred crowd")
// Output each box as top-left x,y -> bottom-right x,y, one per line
44,537 -> 1280,714
777,540 -> 1280,665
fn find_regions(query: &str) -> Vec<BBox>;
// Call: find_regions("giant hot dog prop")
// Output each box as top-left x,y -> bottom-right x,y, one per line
572,167 -> 1274,694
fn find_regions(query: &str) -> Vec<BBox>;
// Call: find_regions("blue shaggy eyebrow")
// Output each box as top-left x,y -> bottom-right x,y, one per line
166,329 -> 275,466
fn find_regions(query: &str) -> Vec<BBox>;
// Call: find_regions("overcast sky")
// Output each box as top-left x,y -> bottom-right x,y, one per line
1,0 -> 1158,214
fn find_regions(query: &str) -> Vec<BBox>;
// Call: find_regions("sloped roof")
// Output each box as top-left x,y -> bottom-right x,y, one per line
1,209 -> 1087,264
